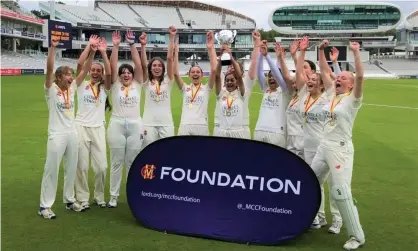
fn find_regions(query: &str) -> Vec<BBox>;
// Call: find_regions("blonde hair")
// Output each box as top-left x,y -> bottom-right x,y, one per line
54,66 -> 73,84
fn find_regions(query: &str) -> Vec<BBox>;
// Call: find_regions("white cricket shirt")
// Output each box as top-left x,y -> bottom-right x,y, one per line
75,80 -> 108,127
322,91 -> 363,143
180,83 -> 211,125
286,86 -> 306,137
110,80 -> 142,119
300,89 -> 333,151
142,75 -> 174,126
217,89 -> 245,130
44,81 -> 77,134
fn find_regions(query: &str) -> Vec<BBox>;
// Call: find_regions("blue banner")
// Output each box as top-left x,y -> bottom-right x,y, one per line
127,136 -> 321,245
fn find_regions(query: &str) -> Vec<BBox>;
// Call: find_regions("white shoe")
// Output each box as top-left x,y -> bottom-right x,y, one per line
80,201 -> 90,210
343,237 -> 365,250
329,219 -> 343,234
310,216 -> 321,229
108,197 -> 118,208
93,199 -> 106,208
38,208 -> 56,219
65,202 -> 86,212
319,216 -> 327,227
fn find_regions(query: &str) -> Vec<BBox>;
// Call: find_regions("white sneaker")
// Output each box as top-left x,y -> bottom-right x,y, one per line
80,201 -> 90,210
329,219 -> 343,234
310,216 -> 321,229
65,202 -> 86,212
108,197 -> 118,208
93,199 -> 106,208
38,208 -> 56,219
343,237 -> 365,250
319,216 -> 327,227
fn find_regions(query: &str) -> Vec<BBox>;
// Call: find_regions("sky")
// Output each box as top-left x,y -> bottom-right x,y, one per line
18,0 -> 418,30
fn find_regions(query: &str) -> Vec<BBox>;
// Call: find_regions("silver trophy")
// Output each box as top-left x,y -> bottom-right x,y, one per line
215,29 -> 237,66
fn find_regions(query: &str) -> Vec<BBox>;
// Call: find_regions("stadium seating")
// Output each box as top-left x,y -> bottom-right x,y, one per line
129,4 -> 186,28
378,59 -> 418,76
51,3 -> 120,26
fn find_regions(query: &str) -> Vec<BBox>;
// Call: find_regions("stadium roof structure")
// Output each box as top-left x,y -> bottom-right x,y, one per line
399,9 -> 418,30
268,2 -> 403,35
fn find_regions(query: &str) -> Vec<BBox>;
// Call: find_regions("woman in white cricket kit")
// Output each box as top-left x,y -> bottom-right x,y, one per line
213,50 -> 246,138
74,37 -> 112,210
297,39 -> 342,232
139,27 -> 176,148
254,42 -> 291,147
311,41 -> 366,250
213,31 -> 260,138
284,37 -> 317,160
38,39 -> 96,219
107,30 -> 145,208
174,32 -> 215,135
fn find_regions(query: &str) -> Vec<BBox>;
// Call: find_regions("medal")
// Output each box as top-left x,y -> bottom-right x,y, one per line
124,84 -> 130,98
189,83 -> 201,107
289,94 -> 299,108
156,96 -> 160,102
90,82 -> 99,102
155,80 -> 161,102
330,120 -> 336,126
188,103 -> 193,108
65,110 -> 72,117
226,111 -> 231,117
303,93 -> 320,123
329,92 -> 350,122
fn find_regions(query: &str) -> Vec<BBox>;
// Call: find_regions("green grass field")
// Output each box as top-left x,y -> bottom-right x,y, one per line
2,75 -> 418,251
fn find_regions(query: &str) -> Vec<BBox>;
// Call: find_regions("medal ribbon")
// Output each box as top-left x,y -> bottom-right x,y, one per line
289,94 -> 299,108
90,82 -> 99,100
226,94 -> 234,109
155,80 -> 160,96
190,83 -> 201,104
330,92 -> 350,119
124,84 -> 131,98
59,88 -> 70,109
304,94 -> 321,117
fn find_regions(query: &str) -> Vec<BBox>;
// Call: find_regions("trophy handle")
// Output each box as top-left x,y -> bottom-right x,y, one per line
214,32 -> 220,43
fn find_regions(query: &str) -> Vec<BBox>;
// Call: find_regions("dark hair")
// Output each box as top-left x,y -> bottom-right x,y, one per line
224,72 -> 237,82
304,60 -> 316,72
147,57 -> 165,84
118,63 -> 134,76
93,63 -> 112,112
188,65 -> 203,75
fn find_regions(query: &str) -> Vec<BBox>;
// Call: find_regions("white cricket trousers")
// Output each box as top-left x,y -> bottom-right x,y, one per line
214,128 -> 246,139
40,131 -> 78,208
305,150 -> 341,221
142,125 -> 174,150
178,124 -> 209,136
254,130 -> 286,147
311,140 -> 365,242
286,135 -> 304,160
75,124 -> 107,204
107,117 -> 145,198
243,125 -> 251,139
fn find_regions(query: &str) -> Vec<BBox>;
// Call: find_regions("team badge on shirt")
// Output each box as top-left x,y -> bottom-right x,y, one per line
186,87 -> 191,92
85,85 -> 90,90
121,86 -> 125,91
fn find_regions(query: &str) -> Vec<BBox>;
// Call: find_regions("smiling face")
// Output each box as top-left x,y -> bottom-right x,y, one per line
267,71 -> 278,90
224,73 -> 238,92
118,65 -> 134,86
90,63 -> 103,83
306,73 -> 323,95
188,66 -> 203,85
55,66 -> 74,88
335,71 -> 354,95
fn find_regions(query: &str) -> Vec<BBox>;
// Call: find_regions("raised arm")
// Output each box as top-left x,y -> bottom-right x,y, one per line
257,52 -> 266,91
274,42 -> 294,93
295,36 -> 308,90
125,29 -> 143,83
228,50 -> 245,97
247,31 -> 261,80
76,35 -> 98,76
214,57 -> 222,96
350,42 -> 364,99
110,31 -> 121,83
173,38 -> 184,90
206,31 -> 216,89
318,40 -> 334,91
139,32 -> 148,81
166,26 -> 176,81
75,42 -> 98,86
265,52 -> 287,92
45,39 -> 59,89
97,38 -> 111,90
290,39 -> 299,68
330,47 -> 341,75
